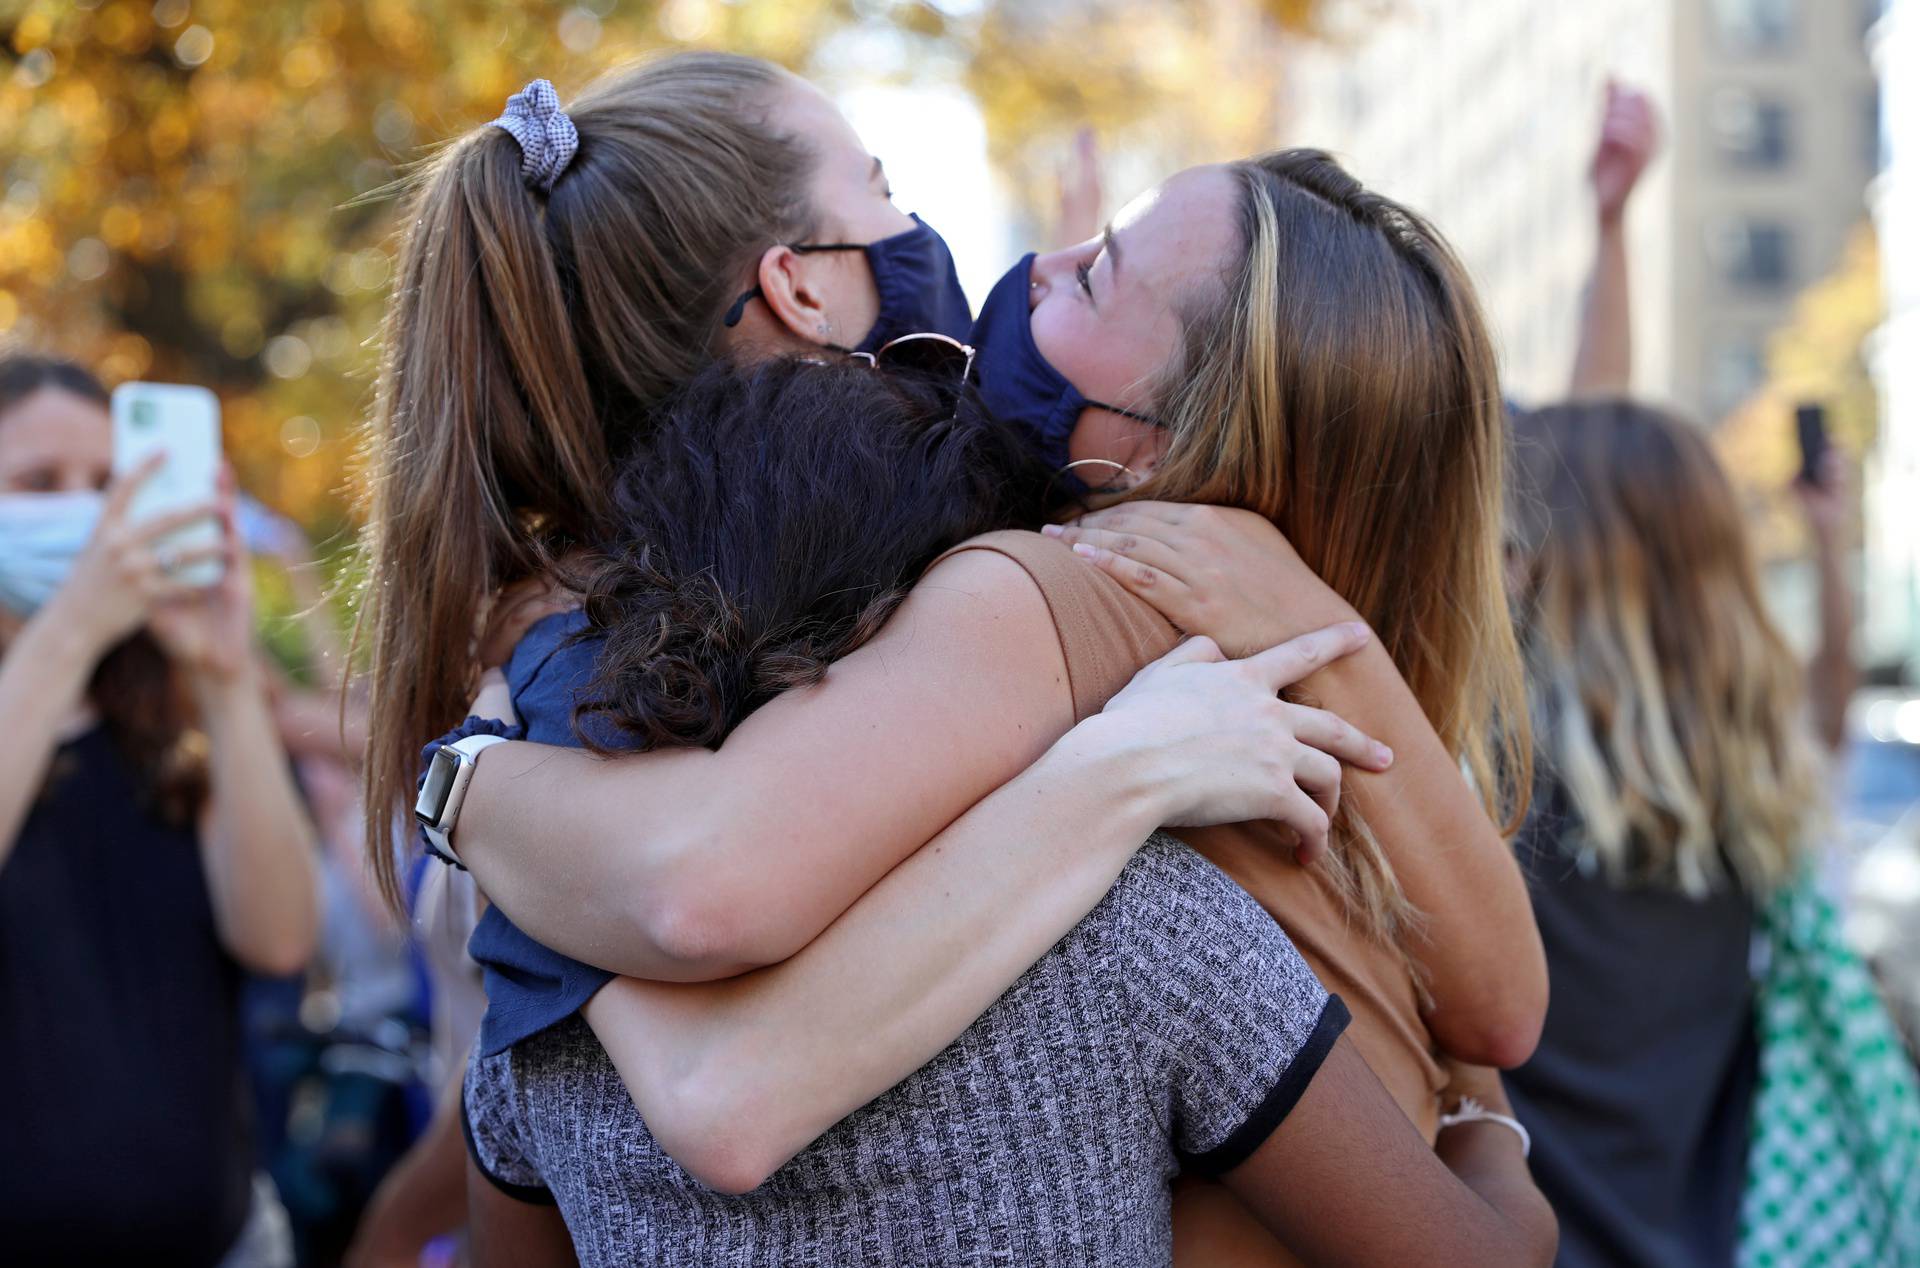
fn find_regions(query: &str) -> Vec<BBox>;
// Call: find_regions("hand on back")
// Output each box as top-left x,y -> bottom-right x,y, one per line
1091,625 -> 1391,863
1045,501 -> 1356,658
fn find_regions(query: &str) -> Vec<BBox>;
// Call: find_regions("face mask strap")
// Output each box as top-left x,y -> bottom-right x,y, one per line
721,242 -> 869,330
1084,400 -> 1167,430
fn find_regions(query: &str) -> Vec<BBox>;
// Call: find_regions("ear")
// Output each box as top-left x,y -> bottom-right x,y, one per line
1125,424 -> 1173,486
755,244 -> 834,347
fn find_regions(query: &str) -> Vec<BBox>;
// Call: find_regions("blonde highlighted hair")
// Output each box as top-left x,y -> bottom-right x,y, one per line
1130,150 -> 1532,948
1510,399 -> 1822,895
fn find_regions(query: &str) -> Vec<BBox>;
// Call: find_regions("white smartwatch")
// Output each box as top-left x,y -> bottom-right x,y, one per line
414,733 -> 512,867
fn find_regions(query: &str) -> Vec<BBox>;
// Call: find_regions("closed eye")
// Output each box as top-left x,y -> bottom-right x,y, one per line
1075,259 -> 1093,297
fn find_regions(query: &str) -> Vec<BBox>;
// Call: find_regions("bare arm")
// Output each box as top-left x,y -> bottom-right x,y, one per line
1571,217 -> 1632,396
1223,1039 -> 1556,1267
1570,80 -> 1659,397
347,1066 -> 470,1268
581,628 -> 1389,1193
0,615 -> 100,872
193,668 -> 321,975
166,489 -> 319,977
1052,504 -> 1547,1067
450,550 -> 1075,980
465,1161 -> 575,1268
0,464 -> 216,872
1796,451 -> 1857,752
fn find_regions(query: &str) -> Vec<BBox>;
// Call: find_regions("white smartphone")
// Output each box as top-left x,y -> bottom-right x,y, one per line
110,381 -> 225,586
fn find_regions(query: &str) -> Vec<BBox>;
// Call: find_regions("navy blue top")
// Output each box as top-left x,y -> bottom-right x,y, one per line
0,725 -> 253,1265
1504,783 -> 1758,1268
460,611 -> 627,1057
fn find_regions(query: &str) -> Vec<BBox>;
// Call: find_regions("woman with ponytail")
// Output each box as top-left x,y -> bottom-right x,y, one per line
360,53 -> 973,908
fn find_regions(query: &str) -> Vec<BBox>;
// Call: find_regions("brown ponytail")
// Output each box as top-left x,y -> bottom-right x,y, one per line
359,53 -> 819,909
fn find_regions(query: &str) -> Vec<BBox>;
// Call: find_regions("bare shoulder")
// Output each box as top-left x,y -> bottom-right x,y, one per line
879,544 -> 1059,653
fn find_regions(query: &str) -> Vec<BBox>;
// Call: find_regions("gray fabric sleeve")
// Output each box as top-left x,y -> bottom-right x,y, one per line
461,1046 -> 555,1204
1116,835 -> 1349,1174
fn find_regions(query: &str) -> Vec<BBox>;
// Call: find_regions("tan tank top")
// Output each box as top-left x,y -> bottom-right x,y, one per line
938,530 -> 1445,1265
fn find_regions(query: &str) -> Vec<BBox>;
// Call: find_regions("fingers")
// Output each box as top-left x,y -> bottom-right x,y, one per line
126,500 -> 223,545
1146,634 -> 1225,670
1045,522 -> 1184,576
1291,745 -> 1344,816
1272,786 -> 1331,864
1816,448 -> 1847,490
1292,828 -> 1329,868
164,542 -> 229,577
102,453 -> 166,521
1288,703 -> 1393,772
1065,539 -> 1192,607
1242,621 -> 1372,692
1070,500 -> 1190,530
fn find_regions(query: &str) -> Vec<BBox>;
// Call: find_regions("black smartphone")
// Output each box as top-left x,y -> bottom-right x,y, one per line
1795,403 -> 1829,488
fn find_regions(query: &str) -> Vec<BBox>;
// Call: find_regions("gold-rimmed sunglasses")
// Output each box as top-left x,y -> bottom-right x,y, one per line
847,331 -> 977,390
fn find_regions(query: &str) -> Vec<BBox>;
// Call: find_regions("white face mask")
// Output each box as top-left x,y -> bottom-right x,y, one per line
0,491 -> 103,616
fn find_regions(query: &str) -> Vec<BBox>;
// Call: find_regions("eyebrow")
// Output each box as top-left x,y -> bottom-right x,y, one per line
1102,223 -> 1122,279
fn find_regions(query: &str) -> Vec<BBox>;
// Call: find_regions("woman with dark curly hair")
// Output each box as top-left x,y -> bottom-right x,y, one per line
447,354 -> 1550,1266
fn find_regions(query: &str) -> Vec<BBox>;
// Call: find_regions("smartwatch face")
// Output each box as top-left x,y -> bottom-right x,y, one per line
416,747 -> 461,825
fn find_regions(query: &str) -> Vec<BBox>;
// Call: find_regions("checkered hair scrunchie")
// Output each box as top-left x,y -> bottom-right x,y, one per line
488,78 -> 578,194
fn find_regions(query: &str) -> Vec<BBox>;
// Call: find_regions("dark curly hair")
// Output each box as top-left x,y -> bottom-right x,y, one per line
572,356 -> 1050,753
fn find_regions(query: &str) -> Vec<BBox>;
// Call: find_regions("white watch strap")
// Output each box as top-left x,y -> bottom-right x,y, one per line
1438,1096 -> 1531,1158
450,733 -> 513,762
426,733 -> 513,866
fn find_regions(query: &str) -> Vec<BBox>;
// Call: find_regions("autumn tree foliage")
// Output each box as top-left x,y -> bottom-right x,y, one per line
0,0 -> 1323,538
1716,223 -> 1882,561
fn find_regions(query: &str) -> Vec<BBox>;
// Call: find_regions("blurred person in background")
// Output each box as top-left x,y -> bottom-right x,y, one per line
0,353 -> 319,1266
234,505 -> 432,1266
1504,396 -> 1863,1267
1505,81 -> 1866,1268
342,859 -> 486,1268
1487,80 -> 1904,1267
1568,78 -> 1659,401
1501,82 -> 1880,1267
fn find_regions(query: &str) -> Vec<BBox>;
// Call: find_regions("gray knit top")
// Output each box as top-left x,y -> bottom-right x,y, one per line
464,834 -> 1348,1266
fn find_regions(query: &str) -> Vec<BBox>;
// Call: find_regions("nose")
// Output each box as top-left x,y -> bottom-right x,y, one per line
1026,247 -> 1079,311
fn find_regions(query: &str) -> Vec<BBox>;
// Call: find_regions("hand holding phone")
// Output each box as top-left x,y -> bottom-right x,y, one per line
1794,403 -> 1830,490
110,382 -> 225,586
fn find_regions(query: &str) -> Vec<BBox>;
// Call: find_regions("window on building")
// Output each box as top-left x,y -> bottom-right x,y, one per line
1710,90 -> 1793,169
1708,331 -> 1769,416
1711,0 -> 1796,51
1707,217 -> 1794,289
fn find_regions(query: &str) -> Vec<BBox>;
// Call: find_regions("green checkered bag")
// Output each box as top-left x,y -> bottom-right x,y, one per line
1739,867 -> 1920,1268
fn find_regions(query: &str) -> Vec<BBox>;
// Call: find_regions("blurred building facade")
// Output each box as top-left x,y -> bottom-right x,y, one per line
1867,0 -> 1917,672
1278,0 -> 1881,422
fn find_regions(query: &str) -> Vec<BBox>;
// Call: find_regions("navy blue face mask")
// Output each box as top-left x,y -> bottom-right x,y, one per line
722,213 -> 972,355
969,253 -> 1161,494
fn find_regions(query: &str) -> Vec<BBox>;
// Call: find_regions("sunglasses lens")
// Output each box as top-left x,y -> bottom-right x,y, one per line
875,335 -> 971,382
